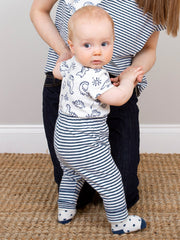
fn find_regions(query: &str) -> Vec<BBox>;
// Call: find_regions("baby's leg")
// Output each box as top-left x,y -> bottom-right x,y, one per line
75,153 -> 146,234
58,209 -> 77,224
58,168 -> 85,224
111,215 -> 146,235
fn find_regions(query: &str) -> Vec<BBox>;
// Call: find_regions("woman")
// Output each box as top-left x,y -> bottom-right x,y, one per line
30,0 -> 180,209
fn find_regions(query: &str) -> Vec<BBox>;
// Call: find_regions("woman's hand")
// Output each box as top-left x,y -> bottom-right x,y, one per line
110,76 -> 120,87
56,47 -> 73,64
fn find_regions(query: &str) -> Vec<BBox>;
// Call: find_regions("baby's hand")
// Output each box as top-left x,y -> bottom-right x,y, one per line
53,48 -> 73,79
120,66 -> 144,86
53,61 -> 62,80
111,66 -> 144,87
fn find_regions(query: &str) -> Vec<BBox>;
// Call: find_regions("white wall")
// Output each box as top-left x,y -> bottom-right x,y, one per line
0,1 -> 180,153
139,31 -> 180,124
0,0 -> 48,125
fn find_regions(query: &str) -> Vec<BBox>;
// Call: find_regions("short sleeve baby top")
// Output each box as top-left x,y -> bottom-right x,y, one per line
59,57 -> 114,118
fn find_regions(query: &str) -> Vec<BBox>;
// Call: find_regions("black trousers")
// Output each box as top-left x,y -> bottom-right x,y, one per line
43,72 -> 140,208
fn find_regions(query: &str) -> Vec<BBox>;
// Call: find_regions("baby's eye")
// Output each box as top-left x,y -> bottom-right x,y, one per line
101,42 -> 108,47
84,43 -> 91,48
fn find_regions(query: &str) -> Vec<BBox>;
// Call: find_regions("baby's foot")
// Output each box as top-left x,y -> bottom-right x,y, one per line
58,208 -> 76,224
111,215 -> 146,235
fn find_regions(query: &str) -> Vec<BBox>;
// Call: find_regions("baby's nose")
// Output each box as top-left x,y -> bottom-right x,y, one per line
93,46 -> 102,55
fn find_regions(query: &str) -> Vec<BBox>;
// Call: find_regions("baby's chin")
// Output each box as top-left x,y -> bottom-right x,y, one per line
85,63 -> 104,69
91,65 -> 103,69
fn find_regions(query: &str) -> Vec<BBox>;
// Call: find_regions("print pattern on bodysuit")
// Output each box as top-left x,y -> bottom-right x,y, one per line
100,77 -> 112,90
79,81 -> 89,96
92,77 -> 102,87
86,109 -> 101,118
76,66 -> 89,78
64,0 -> 102,14
72,100 -> 85,109
67,75 -> 74,94
60,57 -> 112,118
66,104 -> 78,117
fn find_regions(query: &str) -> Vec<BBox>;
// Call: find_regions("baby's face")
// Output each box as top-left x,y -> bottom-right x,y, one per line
69,17 -> 114,69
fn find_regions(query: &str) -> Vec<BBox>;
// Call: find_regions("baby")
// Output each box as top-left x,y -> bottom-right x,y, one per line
53,5 -> 146,235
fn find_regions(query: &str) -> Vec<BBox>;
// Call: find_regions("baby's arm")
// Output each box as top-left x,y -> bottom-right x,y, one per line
52,61 -> 62,80
98,66 -> 143,106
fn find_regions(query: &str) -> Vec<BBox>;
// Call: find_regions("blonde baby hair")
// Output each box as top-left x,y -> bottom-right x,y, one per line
68,5 -> 114,41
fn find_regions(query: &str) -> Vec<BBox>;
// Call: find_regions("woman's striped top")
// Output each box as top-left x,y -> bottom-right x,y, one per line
45,0 -> 166,93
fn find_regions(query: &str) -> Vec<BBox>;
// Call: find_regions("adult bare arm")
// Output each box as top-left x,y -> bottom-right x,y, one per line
131,31 -> 160,81
111,31 -> 160,85
30,0 -> 71,59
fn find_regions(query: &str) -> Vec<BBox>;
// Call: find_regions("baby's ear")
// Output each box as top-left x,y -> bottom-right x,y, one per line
68,39 -> 75,54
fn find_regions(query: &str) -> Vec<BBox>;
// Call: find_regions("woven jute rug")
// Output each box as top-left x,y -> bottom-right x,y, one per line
0,153 -> 179,240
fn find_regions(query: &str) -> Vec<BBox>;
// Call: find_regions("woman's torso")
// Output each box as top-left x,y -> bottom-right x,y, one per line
45,0 -> 165,93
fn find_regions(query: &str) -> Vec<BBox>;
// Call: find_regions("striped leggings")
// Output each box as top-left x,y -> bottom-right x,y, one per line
54,112 -> 128,223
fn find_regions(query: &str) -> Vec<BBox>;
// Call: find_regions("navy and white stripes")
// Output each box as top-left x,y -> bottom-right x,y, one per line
54,112 -> 128,222
45,0 -> 165,94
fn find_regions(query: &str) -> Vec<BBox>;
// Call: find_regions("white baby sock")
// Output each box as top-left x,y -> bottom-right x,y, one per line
58,208 -> 76,224
111,215 -> 146,235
